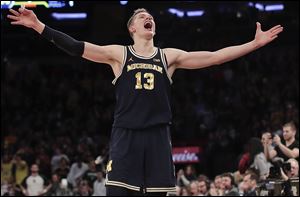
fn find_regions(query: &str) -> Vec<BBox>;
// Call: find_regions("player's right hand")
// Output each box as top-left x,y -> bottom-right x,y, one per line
7,5 -> 39,29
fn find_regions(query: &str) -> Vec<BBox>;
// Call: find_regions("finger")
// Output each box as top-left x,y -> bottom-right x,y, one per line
11,21 -> 22,25
272,28 -> 283,35
256,22 -> 261,31
269,25 -> 281,32
19,5 -> 25,13
271,35 -> 278,40
7,15 -> 20,21
9,9 -> 20,16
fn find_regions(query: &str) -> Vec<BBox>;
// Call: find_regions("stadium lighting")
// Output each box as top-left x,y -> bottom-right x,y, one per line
255,3 -> 264,11
51,12 -> 87,20
265,4 -> 284,11
186,10 -> 204,17
168,8 -> 184,18
120,1 -> 128,5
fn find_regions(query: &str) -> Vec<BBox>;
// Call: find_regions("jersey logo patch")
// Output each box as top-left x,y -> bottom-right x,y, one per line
128,57 -> 134,62
153,58 -> 161,63
106,160 -> 112,173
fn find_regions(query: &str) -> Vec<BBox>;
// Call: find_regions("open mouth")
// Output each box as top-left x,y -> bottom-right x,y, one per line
144,21 -> 153,31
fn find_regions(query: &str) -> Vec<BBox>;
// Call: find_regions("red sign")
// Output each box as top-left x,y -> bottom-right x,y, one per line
172,147 -> 201,164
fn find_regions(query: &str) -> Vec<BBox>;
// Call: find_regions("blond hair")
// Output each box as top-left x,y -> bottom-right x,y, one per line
283,121 -> 297,132
127,8 -> 151,38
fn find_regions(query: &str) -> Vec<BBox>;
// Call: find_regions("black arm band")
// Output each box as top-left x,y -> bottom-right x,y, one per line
41,25 -> 84,56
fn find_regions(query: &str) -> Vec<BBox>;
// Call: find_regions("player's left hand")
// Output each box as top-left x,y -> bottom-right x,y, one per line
254,22 -> 283,47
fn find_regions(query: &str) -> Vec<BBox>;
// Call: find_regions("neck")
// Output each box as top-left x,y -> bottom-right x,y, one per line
132,38 -> 154,54
286,137 -> 295,145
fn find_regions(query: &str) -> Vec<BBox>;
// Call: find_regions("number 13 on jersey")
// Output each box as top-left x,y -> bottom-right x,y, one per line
135,72 -> 154,90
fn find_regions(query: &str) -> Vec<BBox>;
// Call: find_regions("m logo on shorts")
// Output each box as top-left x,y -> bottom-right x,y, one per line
106,160 -> 113,172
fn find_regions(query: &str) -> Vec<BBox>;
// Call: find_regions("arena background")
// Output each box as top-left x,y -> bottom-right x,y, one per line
1,1 -> 299,195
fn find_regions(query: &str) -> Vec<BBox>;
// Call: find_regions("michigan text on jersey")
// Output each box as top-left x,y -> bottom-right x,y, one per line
127,63 -> 163,74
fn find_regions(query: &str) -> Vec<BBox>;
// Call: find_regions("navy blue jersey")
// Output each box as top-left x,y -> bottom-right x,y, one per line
112,46 -> 173,129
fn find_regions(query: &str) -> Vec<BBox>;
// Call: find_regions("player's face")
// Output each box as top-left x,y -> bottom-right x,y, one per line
132,12 -> 156,39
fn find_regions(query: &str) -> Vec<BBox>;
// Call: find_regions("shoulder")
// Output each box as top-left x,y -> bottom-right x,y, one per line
162,48 -> 187,67
292,140 -> 299,146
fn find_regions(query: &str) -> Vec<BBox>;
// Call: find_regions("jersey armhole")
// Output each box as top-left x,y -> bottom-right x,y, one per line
112,46 -> 127,85
160,49 -> 173,84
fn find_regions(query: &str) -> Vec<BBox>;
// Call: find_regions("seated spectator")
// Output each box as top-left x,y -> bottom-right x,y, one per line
198,179 -> 210,196
239,137 -> 272,180
177,165 -> 197,187
282,158 -> 299,179
242,172 -> 259,196
188,180 -> 200,196
220,172 -> 239,196
261,131 -> 275,160
280,159 -> 299,196
248,138 -> 272,180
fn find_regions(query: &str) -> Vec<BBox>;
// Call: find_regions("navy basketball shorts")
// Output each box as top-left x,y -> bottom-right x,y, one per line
105,124 -> 176,193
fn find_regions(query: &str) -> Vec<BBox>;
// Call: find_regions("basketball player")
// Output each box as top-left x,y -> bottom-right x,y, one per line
7,6 -> 283,196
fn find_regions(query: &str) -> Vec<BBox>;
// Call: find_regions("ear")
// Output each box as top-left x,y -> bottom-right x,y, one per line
129,26 -> 136,34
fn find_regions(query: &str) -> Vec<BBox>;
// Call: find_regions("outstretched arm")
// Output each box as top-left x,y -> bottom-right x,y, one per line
165,22 -> 283,69
7,6 -> 123,67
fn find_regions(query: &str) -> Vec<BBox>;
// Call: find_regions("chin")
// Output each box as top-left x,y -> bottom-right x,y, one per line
145,33 -> 154,40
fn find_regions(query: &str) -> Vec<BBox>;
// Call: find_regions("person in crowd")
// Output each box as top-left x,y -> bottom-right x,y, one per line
242,172 -> 259,196
67,156 -> 89,188
267,122 -> 299,161
92,171 -> 106,196
221,172 -> 239,196
20,164 -> 51,196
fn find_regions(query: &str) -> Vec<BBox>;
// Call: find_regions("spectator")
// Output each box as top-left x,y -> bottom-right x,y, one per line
268,122 -> 299,161
67,156 -> 88,188
47,173 -> 60,196
220,172 -> 239,196
198,179 -> 209,196
51,148 -> 70,173
52,178 -> 74,196
55,157 -> 70,179
261,131 -> 275,160
92,171 -> 106,196
282,158 -> 299,179
12,154 -> 28,187
177,165 -> 197,187
248,137 -> 272,180
20,164 -> 51,196
74,180 -> 92,196
242,172 -> 259,196
188,180 -> 200,196
1,153 -> 13,184
279,159 -> 299,196
82,160 -> 98,188
214,175 -> 222,190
